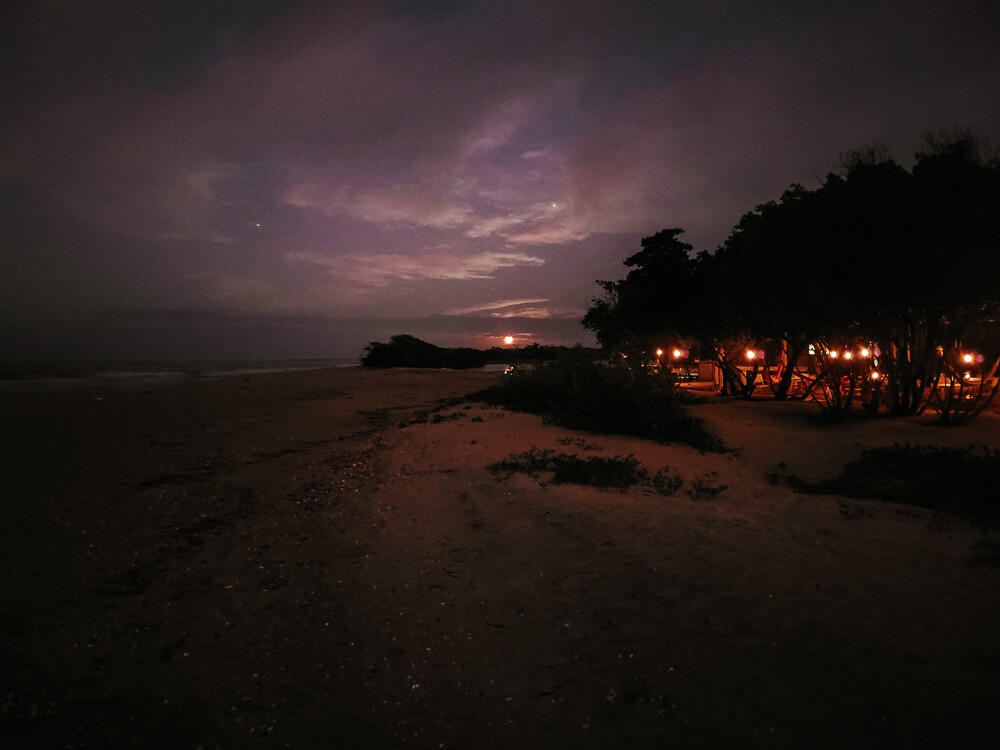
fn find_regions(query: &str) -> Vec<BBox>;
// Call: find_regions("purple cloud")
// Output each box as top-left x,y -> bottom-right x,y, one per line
286,250 -> 545,285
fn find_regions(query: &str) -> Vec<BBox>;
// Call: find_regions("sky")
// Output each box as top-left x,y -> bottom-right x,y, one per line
2,0 -> 999,362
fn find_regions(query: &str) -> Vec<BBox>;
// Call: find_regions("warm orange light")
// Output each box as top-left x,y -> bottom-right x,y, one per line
962,353 -> 974,364
655,348 -> 664,358
870,371 -> 881,381
672,348 -> 683,359
859,348 -> 870,358
503,335 -> 514,345
963,371 -> 973,380
829,350 -> 839,359
843,351 -> 853,360
745,349 -> 756,360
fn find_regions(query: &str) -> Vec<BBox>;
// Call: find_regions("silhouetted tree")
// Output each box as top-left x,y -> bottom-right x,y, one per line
361,334 -> 486,368
583,131 -> 1000,421
582,229 -> 697,369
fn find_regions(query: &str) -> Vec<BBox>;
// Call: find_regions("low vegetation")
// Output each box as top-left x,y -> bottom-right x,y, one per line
472,353 -> 724,452
487,447 -> 718,499
687,471 -> 729,500
487,448 -> 648,490
792,443 -> 1000,523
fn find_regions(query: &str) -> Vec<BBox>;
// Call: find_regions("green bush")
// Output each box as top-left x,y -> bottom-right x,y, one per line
472,354 -> 724,452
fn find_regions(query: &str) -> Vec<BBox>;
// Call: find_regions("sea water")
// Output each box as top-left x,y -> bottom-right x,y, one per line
0,359 -> 360,393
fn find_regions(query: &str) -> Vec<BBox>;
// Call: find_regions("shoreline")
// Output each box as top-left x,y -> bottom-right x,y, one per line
2,367 -> 997,748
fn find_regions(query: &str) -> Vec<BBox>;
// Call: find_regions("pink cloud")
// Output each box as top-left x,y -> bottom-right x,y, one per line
441,298 -> 550,316
286,250 -> 544,286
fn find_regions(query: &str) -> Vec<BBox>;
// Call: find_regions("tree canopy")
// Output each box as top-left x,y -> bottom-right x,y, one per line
361,335 -> 486,369
583,132 -> 1000,421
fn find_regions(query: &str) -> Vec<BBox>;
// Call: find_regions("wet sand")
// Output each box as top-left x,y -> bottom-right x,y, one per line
2,367 -> 998,748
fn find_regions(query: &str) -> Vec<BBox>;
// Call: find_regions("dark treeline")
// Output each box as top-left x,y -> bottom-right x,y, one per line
481,343 -> 604,364
583,131 -> 1000,423
361,334 -> 601,369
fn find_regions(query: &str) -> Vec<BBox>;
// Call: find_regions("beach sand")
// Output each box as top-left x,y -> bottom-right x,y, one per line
2,367 -> 998,748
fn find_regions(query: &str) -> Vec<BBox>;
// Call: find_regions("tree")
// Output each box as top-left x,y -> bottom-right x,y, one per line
582,132 -> 1000,421
582,229 -> 698,369
361,334 -> 486,369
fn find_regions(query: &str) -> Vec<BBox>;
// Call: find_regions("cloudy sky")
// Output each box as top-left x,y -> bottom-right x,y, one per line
3,0 -> 999,361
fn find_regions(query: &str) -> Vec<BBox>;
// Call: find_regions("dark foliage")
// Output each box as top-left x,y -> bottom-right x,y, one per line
472,353 -> 725,452
582,130 -> 1000,420
794,443 -> 1000,522
362,334 -> 486,369
651,466 -> 683,496
487,448 -> 649,490
481,343 -> 603,364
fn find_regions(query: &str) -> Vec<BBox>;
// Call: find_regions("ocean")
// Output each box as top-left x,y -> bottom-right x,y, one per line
0,359 -> 360,393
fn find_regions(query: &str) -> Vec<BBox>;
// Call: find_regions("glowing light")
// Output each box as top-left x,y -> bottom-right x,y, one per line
674,349 -> 684,359
655,348 -> 664,358
962,353 -> 974,364
503,335 -> 514,345
963,371 -> 973,380
808,344 -> 816,356
829,350 -> 839,359
871,371 -> 881,380
843,351 -> 853,360
745,349 -> 756,360
859,348 -> 870,358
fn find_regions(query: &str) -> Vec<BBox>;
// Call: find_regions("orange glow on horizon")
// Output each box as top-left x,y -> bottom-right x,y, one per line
503,335 -> 514,345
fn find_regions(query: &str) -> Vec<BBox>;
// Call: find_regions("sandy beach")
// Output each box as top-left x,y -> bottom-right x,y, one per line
2,367 -> 998,748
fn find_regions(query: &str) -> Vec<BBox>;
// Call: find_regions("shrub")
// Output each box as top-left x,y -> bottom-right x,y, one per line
794,443 -> 1000,522
651,466 -> 684,496
487,448 -> 649,490
472,354 -> 724,452
688,471 -> 728,500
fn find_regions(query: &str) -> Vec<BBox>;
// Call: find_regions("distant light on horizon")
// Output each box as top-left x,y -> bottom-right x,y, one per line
504,335 -> 514,345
